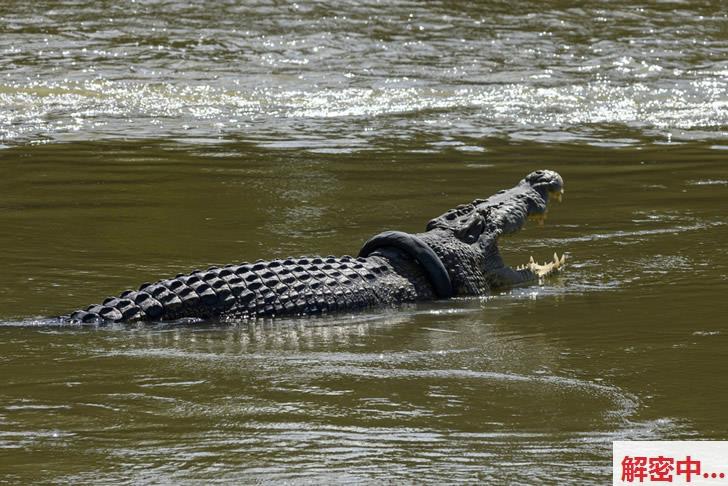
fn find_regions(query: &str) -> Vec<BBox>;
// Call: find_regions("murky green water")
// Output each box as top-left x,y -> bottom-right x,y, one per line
1,1 -> 727,484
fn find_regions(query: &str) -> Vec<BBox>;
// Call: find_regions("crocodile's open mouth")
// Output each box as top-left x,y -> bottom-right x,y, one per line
520,187 -> 567,279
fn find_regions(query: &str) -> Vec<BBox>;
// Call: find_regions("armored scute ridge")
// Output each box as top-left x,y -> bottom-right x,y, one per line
65,170 -> 566,324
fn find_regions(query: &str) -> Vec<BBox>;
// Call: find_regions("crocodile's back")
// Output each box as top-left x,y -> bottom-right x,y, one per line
66,254 -> 431,324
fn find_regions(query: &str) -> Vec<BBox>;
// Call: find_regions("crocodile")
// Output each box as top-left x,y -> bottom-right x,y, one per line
64,169 -> 566,324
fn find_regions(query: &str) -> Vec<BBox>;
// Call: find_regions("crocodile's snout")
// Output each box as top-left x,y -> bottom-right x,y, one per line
524,169 -> 564,202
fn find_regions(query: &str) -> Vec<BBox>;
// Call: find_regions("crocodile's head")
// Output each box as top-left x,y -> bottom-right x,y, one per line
426,169 -> 566,285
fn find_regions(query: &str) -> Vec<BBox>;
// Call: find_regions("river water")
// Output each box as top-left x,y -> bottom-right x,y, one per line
1,1 -> 727,484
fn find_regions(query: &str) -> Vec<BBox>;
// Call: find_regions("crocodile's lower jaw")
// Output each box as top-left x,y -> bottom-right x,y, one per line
517,253 -> 567,278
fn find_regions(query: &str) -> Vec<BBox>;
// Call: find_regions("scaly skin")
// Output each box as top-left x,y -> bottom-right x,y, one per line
64,170 -> 565,324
